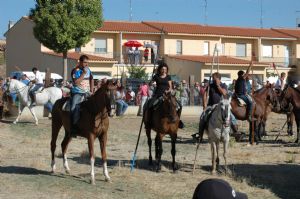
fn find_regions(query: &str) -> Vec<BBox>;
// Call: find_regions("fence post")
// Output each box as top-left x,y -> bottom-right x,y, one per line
189,75 -> 195,106
43,68 -> 51,117
44,68 -> 51,88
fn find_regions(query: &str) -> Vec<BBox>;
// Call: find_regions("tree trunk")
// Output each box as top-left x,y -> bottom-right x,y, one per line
63,52 -> 68,81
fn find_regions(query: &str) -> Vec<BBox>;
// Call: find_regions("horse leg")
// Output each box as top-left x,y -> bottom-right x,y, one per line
287,113 -> 294,136
146,128 -> 153,166
155,134 -> 163,172
13,105 -> 25,124
28,106 -> 39,125
296,120 -> 300,143
61,134 -> 72,174
211,142 -> 217,174
170,133 -> 177,172
99,134 -> 111,182
216,142 -> 220,169
223,136 -> 229,174
50,116 -> 62,173
88,135 -> 96,185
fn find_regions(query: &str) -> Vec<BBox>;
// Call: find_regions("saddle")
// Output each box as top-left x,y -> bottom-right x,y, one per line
235,94 -> 252,107
62,95 -> 86,112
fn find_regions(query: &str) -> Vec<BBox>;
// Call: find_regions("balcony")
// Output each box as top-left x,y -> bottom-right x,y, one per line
81,50 -> 157,66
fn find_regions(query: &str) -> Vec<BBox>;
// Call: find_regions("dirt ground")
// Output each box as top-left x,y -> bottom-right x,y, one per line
0,113 -> 299,199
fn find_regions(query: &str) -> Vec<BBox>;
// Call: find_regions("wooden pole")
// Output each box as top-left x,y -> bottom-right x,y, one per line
251,60 -> 255,145
189,75 -> 195,106
44,68 -> 51,88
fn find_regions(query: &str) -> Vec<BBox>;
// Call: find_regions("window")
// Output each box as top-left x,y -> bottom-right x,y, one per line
203,41 -> 209,55
236,43 -> 246,57
75,47 -> 81,52
176,40 -> 182,55
221,43 -> 225,55
262,45 -> 273,57
95,39 -> 107,53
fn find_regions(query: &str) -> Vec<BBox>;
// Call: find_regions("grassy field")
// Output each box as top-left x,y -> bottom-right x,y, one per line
0,114 -> 299,199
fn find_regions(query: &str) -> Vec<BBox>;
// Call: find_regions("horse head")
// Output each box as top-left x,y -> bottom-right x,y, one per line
218,96 -> 231,127
162,91 -> 178,122
280,86 -> 292,111
266,84 -> 281,112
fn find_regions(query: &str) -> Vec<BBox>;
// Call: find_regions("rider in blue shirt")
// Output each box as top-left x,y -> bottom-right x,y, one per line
70,55 -> 94,136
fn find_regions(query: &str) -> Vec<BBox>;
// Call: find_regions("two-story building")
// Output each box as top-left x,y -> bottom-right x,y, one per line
4,16 -> 300,83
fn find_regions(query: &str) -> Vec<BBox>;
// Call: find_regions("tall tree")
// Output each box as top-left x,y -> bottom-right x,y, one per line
30,0 -> 103,80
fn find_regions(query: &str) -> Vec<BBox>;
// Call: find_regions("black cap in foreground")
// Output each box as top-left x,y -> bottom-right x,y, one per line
193,178 -> 248,199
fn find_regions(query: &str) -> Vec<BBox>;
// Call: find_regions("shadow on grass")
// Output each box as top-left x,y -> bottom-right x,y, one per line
0,166 -> 50,175
229,163 -> 300,199
0,166 -> 92,184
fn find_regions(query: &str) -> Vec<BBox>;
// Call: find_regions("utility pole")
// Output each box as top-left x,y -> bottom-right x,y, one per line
296,11 -> 300,28
260,0 -> 263,28
129,0 -> 133,21
204,0 -> 208,25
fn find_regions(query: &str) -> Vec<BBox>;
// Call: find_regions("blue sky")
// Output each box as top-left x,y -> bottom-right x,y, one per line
1,0 -> 300,39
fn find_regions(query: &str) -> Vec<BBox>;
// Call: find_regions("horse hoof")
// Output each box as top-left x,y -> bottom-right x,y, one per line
105,177 -> 111,183
13,121 -> 17,124
65,170 -> 70,175
91,180 -> 96,185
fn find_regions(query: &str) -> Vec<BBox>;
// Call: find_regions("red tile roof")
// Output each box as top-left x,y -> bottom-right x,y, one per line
143,21 -> 294,38
166,55 -> 269,66
43,52 -> 118,62
98,21 -> 161,33
272,28 -> 300,39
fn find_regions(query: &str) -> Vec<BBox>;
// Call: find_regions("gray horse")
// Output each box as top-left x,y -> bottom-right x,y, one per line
205,97 -> 231,174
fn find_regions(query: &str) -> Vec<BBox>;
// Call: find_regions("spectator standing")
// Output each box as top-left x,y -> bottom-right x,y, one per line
128,47 -> 134,65
193,82 -> 201,105
134,47 -> 141,65
180,80 -> 190,106
144,47 -> 149,63
137,82 -> 149,116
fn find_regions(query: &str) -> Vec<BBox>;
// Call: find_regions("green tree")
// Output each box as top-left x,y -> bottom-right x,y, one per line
30,0 -> 103,80
126,65 -> 148,80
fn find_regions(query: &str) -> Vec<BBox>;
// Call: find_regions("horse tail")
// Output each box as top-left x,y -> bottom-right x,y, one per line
50,98 -> 64,161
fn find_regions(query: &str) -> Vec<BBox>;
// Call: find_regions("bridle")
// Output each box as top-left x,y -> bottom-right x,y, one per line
6,81 -> 28,95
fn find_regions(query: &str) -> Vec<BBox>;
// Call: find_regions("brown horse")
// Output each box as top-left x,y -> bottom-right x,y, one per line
50,85 -> 111,184
231,85 -> 278,143
280,86 -> 300,143
144,92 -> 179,172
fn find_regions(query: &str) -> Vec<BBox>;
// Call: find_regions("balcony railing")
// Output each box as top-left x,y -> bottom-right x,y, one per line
82,50 -> 157,65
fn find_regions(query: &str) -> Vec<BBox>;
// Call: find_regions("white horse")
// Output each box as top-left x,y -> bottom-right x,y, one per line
7,79 -> 62,125
206,97 -> 231,174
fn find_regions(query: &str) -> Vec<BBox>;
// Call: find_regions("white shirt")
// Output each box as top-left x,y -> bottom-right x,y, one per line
275,78 -> 285,90
34,71 -> 44,84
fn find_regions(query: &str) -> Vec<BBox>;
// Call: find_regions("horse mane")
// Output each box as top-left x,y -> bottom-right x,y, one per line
11,79 -> 26,87
254,87 -> 264,94
80,84 -> 108,115
291,86 -> 300,95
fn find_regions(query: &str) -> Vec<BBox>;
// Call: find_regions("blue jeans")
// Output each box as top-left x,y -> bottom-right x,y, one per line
70,93 -> 85,125
29,84 -> 43,101
116,100 -> 128,116
238,95 -> 252,116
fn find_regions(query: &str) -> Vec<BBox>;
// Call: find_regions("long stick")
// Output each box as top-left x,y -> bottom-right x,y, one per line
130,28 -> 163,172
130,110 -> 146,172
192,139 -> 201,175
251,62 -> 255,145
192,44 -> 218,174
